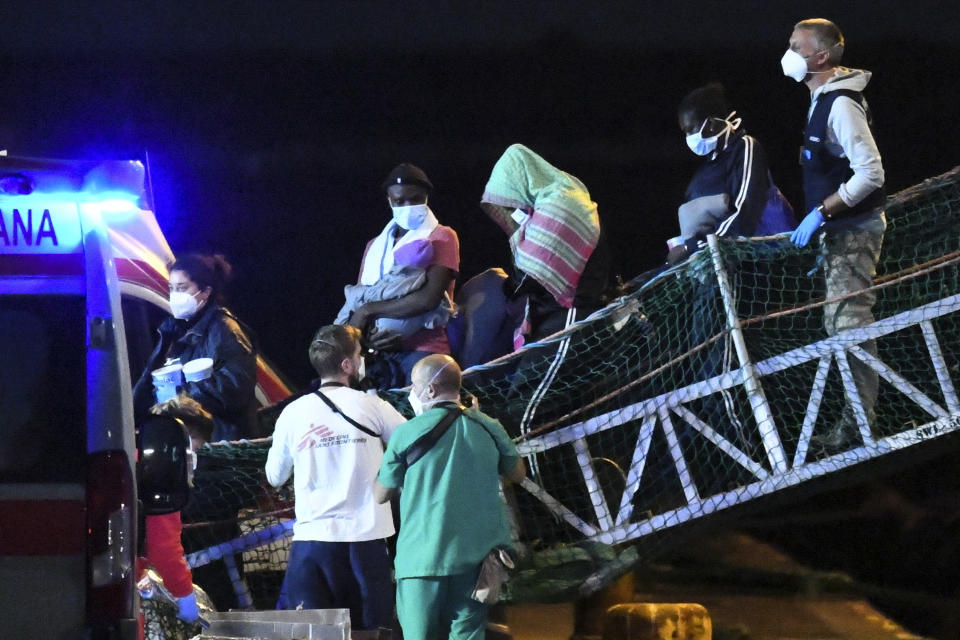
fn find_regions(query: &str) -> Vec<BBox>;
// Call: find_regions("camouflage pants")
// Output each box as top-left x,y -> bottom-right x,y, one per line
820,211 -> 887,417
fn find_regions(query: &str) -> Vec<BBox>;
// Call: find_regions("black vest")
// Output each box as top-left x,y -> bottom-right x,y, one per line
802,88 -> 885,218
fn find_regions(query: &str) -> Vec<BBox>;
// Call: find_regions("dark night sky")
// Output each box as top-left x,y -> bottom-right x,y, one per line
3,1 -> 958,54
1,1 -> 958,384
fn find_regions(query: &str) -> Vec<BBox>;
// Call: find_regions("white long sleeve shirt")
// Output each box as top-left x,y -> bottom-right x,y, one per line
809,67 -> 885,208
265,386 -> 405,541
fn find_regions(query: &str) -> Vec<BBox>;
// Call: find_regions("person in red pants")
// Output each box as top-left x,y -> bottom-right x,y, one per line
141,512 -> 200,623
136,411 -> 208,637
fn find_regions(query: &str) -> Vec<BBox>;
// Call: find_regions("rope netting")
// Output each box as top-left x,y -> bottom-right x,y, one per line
157,166 -> 960,632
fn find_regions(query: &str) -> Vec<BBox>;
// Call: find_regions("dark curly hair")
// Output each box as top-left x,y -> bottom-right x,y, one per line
678,82 -> 732,128
169,253 -> 234,305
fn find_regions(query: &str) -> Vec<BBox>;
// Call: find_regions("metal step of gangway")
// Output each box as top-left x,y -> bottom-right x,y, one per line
195,608 -> 389,640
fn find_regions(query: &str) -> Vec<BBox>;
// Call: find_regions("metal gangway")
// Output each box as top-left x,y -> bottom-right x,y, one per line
444,168 -> 959,576
509,233 -> 960,549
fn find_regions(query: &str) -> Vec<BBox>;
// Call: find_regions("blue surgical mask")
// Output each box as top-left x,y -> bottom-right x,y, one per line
391,203 -> 429,231
686,122 -> 721,156
685,112 -> 741,157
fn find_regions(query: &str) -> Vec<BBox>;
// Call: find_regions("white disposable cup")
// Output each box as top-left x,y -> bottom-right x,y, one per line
182,357 -> 214,382
152,363 -> 183,403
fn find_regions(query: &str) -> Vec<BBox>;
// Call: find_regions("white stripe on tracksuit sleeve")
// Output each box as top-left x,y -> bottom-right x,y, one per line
716,135 -> 769,237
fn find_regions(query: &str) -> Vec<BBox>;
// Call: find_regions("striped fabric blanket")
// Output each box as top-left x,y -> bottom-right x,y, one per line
481,144 -> 601,308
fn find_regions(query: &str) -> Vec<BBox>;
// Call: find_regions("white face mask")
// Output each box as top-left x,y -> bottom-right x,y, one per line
169,290 -> 201,320
348,355 -> 366,388
781,48 -> 810,83
685,112 -> 741,156
408,387 -> 425,416
407,359 -> 453,416
391,203 -> 429,231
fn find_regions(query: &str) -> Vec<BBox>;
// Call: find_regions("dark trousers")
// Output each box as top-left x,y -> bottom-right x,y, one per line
284,539 -> 394,630
367,350 -> 432,389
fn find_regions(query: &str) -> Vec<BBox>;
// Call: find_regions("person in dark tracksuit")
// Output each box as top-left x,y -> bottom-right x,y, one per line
671,82 -> 795,264
673,83 -> 795,447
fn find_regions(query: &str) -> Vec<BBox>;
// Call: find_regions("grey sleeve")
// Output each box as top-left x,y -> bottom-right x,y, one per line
678,194 -> 731,240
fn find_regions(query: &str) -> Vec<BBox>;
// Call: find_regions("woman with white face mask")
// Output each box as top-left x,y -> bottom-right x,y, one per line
670,82 -> 795,266
133,253 -> 259,442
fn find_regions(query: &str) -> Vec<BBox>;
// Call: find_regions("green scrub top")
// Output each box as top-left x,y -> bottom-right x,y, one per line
378,404 -> 520,578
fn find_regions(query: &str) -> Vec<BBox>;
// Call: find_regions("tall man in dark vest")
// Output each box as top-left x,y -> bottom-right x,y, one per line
785,18 -> 886,449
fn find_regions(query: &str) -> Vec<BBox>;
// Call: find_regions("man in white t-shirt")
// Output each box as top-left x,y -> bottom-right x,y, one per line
266,324 -> 405,630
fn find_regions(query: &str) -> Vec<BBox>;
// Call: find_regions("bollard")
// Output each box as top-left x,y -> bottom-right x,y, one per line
573,571 -> 636,639
603,603 -> 711,640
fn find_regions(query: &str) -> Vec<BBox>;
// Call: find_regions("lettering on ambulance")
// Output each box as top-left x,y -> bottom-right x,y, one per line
0,209 -> 59,247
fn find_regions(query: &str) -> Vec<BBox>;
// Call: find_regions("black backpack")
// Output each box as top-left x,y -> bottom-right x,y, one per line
136,416 -> 191,515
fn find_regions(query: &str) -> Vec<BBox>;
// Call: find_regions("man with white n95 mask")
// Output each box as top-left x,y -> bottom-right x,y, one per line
784,18 -> 886,449
375,355 -> 525,640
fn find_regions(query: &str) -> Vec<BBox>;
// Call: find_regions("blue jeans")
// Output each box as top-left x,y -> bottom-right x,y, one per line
284,539 -> 393,630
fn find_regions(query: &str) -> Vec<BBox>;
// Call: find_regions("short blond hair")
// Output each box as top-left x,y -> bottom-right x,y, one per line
795,18 -> 845,65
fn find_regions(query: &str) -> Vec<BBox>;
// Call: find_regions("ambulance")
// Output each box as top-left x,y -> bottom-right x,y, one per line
0,156 -> 290,638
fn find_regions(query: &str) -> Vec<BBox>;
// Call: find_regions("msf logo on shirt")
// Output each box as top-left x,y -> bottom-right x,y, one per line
297,423 -> 365,451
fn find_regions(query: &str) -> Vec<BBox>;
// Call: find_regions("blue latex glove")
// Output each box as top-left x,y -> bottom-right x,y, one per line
176,592 -> 200,623
790,208 -> 824,247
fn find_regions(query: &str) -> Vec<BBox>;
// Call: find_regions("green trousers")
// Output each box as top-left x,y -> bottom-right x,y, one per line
396,567 -> 487,640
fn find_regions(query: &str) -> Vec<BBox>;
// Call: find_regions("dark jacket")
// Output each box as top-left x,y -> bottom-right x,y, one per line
801,88 -> 885,226
680,130 -> 795,249
133,305 -> 258,441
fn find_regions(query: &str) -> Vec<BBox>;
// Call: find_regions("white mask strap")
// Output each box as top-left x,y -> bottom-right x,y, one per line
425,359 -> 452,387
418,359 -> 454,406
724,111 -> 742,131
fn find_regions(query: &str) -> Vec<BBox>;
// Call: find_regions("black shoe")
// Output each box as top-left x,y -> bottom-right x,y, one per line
811,408 -> 874,451
810,424 -> 858,451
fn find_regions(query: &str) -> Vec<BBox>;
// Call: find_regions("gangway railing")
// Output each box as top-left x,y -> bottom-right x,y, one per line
510,233 -> 960,547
